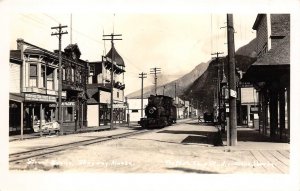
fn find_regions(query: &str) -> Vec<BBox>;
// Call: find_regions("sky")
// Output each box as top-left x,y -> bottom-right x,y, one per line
8,13 -> 256,95
2,1 -> 300,191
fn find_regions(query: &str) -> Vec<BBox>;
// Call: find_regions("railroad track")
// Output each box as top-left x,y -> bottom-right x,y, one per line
9,129 -> 151,163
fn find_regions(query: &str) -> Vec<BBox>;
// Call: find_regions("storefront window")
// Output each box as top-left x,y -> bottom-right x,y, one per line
63,106 -> 73,122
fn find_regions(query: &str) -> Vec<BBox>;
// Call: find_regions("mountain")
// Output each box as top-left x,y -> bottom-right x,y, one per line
236,38 -> 257,58
183,54 -> 257,112
126,61 -> 210,99
126,38 -> 257,112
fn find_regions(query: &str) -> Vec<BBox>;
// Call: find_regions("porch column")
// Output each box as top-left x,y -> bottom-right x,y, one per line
32,107 -> 35,130
247,105 -> 251,127
279,88 -> 286,140
81,101 -> 84,128
40,103 -> 43,136
20,102 -> 23,140
269,89 -> 278,139
37,63 -> 41,88
287,86 -> 290,140
50,108 -> 53,122
258,91 -> 263,133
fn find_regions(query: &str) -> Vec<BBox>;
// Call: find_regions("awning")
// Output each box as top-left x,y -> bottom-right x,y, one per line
242,35 -> 290,83
9,93 -> 25,102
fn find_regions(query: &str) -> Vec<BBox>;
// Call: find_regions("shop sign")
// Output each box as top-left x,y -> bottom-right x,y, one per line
239,81 -> 252,88
25,94 -> 56,102
250,106 -> 259,113
62,102 -> 75,106
230,89 -> 237,98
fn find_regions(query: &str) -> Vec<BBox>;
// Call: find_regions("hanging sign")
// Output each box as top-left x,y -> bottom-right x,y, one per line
62,102 -> 75,106
230,89 -> 237,98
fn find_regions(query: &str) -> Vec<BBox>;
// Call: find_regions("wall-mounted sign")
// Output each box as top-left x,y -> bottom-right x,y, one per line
250,106 -> 259,113
62,102 -> 75,106
239,81 -> 253,88
25,94 -> 56,102
230,89 -> 237,98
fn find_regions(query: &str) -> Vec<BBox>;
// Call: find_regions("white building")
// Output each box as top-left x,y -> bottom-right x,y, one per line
126,98 -> 148,122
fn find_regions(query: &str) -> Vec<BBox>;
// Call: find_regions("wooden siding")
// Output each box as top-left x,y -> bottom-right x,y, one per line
9,62 -> 21,93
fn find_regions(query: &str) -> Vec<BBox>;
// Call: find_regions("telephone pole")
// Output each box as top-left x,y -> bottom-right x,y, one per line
227,14 -> 237,146
211,52 -> 224,114
150,67 -> 161,95
139,72 -> 147,118
175,83 -> 179,118
103,33 -> 122,129
51,24 -> 68,135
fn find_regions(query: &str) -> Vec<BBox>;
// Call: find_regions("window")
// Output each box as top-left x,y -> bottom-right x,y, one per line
71,68 -> 74,82
117,92 -> 119,98
66,68 -> 70,81
62,68 -> 66,81
47,67 -> 54,90
132,109 -> 139,113
89,65 -> 95,76
63,106 -> 73,122
79,72 -> 82,83
41,65 -> 46,88
29,64 -> 37,87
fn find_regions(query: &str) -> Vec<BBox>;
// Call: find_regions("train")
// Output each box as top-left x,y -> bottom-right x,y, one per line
138,95 -> 177,128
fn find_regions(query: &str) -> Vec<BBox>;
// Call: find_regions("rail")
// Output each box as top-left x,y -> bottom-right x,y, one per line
9,129 -> 151,163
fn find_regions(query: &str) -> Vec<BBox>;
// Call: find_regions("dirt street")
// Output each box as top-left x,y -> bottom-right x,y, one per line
9,120 -> 289,174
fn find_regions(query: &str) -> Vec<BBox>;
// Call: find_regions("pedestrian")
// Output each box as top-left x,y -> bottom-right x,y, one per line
198,115 -> 202,123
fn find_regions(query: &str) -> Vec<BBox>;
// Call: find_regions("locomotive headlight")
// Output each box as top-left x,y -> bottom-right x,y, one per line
149,108 -> 154,114
148,107 -> 156,114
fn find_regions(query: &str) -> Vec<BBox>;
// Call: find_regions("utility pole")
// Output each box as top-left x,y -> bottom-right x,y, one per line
150,67 -> 161,95
103,33 -> 122,129
51,24 -> 68,135
175,83 -> 179,118
227,14 -> 237,146
211,52 -> 224,116
139,72 -> 147,118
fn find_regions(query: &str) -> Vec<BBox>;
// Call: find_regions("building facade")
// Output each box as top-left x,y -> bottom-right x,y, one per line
9,39 -> 88,135
126,98 -> 148,122
242,14 -> 290,141
87,47 -> 126,127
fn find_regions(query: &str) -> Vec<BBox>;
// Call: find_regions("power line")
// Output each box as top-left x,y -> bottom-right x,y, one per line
43,13 -> 60,23
43,14 -> 103,44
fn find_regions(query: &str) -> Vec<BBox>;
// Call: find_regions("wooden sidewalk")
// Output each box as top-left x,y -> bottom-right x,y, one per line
250,150 -> 289,173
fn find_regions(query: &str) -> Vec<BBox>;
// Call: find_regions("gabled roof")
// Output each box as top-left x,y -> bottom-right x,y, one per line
86,88 -> 99,104
242,35 -> 290,83
253,34 -> 289,66
64,43 -> 81,58
252,14 -> 265,30
106,46 -> 125,67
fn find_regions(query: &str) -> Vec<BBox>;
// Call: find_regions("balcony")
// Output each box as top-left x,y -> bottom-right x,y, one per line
62,81 -> 84,92
114,81 -> 125,90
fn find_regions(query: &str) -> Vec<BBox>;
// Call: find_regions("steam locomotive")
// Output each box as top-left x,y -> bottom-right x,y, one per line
138,95 -> 177,128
